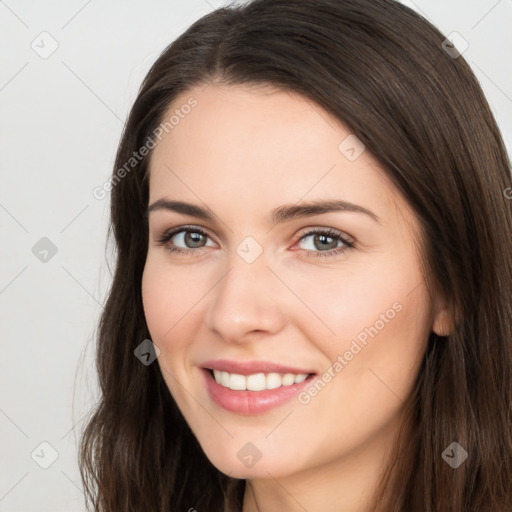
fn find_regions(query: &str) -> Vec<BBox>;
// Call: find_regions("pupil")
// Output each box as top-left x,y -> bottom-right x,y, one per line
315,234 -> 336,250
186,232 -> 204,248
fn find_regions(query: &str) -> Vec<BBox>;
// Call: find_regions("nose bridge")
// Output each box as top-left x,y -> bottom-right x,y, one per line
205,243 -> 287,341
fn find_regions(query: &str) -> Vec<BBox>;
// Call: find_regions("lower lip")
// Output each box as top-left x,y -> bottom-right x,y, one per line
202,368 -> 316,415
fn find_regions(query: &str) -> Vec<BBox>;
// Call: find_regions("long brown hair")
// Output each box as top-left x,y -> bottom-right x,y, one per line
79,0 -> 512,510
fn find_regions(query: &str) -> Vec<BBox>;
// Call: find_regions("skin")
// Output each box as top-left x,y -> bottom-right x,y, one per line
141,83 -> 452,512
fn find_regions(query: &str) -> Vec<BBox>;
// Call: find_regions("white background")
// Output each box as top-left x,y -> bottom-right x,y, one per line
1,0 -> 511,510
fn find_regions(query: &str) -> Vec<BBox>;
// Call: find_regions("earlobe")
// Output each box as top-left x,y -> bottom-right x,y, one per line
431,296 -> 456,336
432,309 -> 452,336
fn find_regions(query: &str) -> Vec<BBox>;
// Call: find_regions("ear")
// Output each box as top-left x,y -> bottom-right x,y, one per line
431,296 -> 455,336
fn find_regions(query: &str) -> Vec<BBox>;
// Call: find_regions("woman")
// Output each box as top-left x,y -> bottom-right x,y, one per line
79,0 -> 512,510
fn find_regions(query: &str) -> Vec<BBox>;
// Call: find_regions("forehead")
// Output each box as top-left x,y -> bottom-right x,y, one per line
147,83 -> 411,228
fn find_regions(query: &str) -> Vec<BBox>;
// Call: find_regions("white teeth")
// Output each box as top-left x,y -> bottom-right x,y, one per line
220,371 -> 230,387
229,373 -> 247,390
266,372 -> 282,389
282,373 -> 295,386
211,369 -> 310,390
247,373 -> 266,391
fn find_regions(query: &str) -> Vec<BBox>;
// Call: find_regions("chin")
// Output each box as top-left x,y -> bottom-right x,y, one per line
197,438 -> 298,480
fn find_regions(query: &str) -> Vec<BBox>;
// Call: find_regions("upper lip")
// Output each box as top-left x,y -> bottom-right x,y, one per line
201,359 -> 316,376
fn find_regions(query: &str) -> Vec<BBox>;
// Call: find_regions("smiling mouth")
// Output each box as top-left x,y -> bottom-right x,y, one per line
206,368 -> 316,391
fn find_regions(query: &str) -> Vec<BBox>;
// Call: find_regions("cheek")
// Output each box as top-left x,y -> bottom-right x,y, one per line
288,251 -> 430,384
319,278 -> 430,419
281,259 -> 417,344
291,282 -> 430,459
141,259 -> 206,404
141,258 -> 205,352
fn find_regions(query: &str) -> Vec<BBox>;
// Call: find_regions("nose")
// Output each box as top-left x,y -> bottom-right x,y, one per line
204,249 -> 288,344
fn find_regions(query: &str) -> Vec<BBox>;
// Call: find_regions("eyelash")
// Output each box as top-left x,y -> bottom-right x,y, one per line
156,225 -> 355,259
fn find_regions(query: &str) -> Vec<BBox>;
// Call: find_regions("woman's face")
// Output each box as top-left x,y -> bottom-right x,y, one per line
142,83 -> 447,482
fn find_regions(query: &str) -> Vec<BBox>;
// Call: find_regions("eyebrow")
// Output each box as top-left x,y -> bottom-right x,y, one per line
147,198 -> 381,225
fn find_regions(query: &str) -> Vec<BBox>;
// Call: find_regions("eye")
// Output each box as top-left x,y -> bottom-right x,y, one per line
156,225 -> 216,256
294,228 -> 355,258
155,225 -> 355,259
